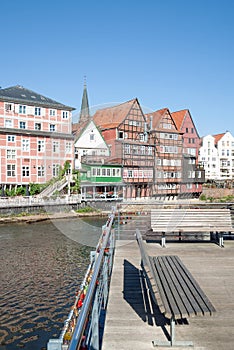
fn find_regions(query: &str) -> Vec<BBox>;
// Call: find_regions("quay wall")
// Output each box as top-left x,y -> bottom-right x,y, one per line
202,187 -> 234,199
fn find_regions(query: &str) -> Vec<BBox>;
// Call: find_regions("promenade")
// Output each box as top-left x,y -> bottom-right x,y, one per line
102,239 -> 234,350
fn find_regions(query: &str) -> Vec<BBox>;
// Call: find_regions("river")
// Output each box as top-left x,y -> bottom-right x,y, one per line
0,217 -> 106,350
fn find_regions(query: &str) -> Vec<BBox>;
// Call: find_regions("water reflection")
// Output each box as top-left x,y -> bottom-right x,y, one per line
0,218 -> 104,350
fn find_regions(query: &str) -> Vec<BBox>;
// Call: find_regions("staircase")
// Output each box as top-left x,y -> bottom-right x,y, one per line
38,177 -> 68,198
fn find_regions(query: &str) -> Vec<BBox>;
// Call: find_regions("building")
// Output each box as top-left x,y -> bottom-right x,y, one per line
171,109 -> 205,197
93,98 -> 155,199
146,108 -> 183,199
0,85 -> 75,194
199,131 -> 234,182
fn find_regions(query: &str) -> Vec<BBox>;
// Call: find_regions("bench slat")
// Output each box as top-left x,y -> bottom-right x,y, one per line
155,256 -> 190,319
172,256 -> 216,315
158,256 -> 202,317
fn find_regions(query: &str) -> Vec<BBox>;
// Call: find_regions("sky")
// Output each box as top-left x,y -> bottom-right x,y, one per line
1,0 -> 234,137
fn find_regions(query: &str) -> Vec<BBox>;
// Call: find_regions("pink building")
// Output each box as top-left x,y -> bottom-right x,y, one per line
0,85 -> 75,192
171,109 -> 204,197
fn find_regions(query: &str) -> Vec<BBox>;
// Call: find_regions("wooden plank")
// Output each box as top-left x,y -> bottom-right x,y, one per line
148,256 -> 172,318
172,256 -> 216,315
155,256 -> 189,319
166,256 -> 204,317
160,256 -> 199,317
151,256 -> 181,319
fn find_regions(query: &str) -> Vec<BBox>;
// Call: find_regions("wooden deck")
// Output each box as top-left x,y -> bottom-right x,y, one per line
102,239 -> 234,350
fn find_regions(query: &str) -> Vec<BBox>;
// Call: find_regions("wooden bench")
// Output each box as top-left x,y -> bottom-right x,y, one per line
148,208 -> 233,247
136,229 -> 216,347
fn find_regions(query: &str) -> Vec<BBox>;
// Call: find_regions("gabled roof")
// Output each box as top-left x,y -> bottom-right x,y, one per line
171,109 -> 200,137
0,85 -> 75,110
146,108 -> 180,133
171,109 -> 187,131
72,120 -> 90,137
92,98 -> 137,129
213,133 -> 225,144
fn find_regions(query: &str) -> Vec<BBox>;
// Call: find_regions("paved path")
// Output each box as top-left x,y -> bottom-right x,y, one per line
102,239 -> 234,350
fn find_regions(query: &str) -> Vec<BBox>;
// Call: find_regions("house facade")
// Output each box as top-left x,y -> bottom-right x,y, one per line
146,108 -> 183,198
0,85 -> 74,193
199,132 -> 234,181
171,109 -> 205,196
93,99 -> 155,198
73,120 -> 110,170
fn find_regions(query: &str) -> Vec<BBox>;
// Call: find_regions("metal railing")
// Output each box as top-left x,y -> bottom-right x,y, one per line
47,211 -> 116,350
0,194 -> 81,208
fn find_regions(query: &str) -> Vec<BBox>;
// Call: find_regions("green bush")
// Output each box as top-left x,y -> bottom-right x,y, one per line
199,194 -> 206,201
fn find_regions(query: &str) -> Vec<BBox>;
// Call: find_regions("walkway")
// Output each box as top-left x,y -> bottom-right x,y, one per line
102,239 -> 234,350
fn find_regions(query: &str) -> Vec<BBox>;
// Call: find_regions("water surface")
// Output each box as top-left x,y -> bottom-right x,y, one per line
0,217 -> 105,350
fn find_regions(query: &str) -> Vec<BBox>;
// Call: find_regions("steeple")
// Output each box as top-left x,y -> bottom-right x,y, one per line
79,76 -> 90,123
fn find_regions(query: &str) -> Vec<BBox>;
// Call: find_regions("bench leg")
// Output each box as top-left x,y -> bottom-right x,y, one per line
161,236 -> 166,248
152,317 -> 193,347
218,233 -> 224,248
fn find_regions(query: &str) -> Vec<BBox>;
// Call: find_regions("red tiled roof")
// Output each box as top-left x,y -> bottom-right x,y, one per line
213,133 -> 225,144
171,110 -> 187,131
72,120 -> 90,138
145,108 -> 169,129
92,99 -> 136,129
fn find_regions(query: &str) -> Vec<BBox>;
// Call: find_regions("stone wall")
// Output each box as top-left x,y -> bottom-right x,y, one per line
202,188 -> 234,199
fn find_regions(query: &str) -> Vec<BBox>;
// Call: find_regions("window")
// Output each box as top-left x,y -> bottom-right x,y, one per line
124,144 -> 130,154
90,133 -> 95,141
53,141 -> 59,153
19,121 -> 26,129
22,166 -> 30,177
186,127 -> 189,133
19,105 -> 26,114
38,140 -> 45,152
22,139 -> 30,151
7,149 -> 16,159
118,131 -> 124,139
62,111 -> 69,119
148,146 -> 153,155
35,123 -> 41,130
102,168 -> 106,176
35,107 -> 41,116
7,135 -> 15,142
65,142 -> 72,154
5,119 -> 13,128
5,103 -> 13,112
107,168 -> 111,176
53,164 -> 60,177
139,133 -> 145,142
49,109 -> 56,116
7,164 -> 16,177
140,145 -> 145,155
191,128 -> 194,133
50,124 -> 56,132
38,166 -> 45,177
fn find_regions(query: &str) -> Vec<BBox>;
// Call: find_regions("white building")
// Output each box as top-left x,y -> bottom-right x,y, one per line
73,119 -> 110,170
199,131 -> 234,181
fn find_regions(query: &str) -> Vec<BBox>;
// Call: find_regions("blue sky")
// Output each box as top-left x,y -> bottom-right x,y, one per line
1,0 -> 234,136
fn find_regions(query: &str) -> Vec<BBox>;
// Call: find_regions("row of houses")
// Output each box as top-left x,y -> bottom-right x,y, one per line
0,84 -> 233,199
73,83 -> 204,199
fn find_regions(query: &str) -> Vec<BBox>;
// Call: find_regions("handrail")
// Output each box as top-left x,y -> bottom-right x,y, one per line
68,214 -> 115,350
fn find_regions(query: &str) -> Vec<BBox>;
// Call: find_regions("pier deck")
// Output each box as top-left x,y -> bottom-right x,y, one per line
102,239 -> 234,350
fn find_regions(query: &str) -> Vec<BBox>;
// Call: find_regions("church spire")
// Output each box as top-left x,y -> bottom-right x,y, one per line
79,76 -> 90,123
